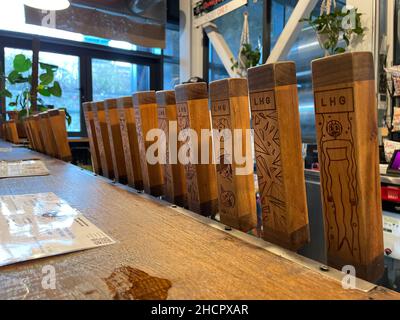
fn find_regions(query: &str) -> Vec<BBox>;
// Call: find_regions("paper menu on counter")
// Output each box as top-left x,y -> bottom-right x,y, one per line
0,192 -> 115,267
0,160 -> 49,178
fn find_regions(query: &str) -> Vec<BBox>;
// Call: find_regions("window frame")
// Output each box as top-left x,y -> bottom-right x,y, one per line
0,29 -> 163,137
162,22 -> 180,89
204,0 -> 270,82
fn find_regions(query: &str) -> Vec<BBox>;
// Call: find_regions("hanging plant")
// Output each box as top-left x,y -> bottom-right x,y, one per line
300,6 -> 364,55
231,43 -> 261,75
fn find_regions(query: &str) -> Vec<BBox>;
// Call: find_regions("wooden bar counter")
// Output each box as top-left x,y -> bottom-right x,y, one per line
0,140 -> 398,300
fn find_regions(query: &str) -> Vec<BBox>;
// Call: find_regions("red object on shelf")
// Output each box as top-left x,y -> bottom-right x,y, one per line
381,186 -> 400,202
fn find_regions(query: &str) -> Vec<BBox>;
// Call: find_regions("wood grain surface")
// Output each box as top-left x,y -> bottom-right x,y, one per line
116,97 -> 143,190
33,114 -> 46,153
29,116 -> 45,153
39,112 -> 58,158
248,62 -> 310,251
48,109 -> 72,162
5,121 -> 20,144
0,140 -> 398,300
175,83 -> 219,217
209,78 -> 257,232
92,101 -> 115,180
104,99 -> 128,184
83,102 -> 102,175
156,90 -> 187,207
132,91 -> 164,197
23,119 -> 34,149
312,52 -> 384,282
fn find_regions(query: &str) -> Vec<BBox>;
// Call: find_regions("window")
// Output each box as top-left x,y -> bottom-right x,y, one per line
208,0 -> 264,82
4,48 -> 32,113
163,27 -> 180,89
0,1 -> 164,136
1,35 -> 162,136
272,0 -> 345,142
209,47 -> 229,81
38,52 -> 81,132
92,59 -> 150,101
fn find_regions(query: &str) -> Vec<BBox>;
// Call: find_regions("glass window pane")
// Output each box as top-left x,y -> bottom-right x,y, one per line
209,45 -> 229,81
164,62 -> 180,90
163,27 -> 180,88
4,48 -> 33,113
272,0 -> 345,142
38,51 -> 81,133
208,1 -> 264,81
164,28 -> 180,58
92,59 -> 150,101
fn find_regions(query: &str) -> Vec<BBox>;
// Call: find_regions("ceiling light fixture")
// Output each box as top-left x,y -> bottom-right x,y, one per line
23,0 -> 71,11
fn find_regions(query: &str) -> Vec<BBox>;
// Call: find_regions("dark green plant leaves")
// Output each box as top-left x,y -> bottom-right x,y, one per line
38,86 -> 51,97
0,88 -> 12,98
39,70 -> 54,86
39,62 -> 58,72
49,81 -> 62,97
300,7 -> 364,55
13,54 -> 32,73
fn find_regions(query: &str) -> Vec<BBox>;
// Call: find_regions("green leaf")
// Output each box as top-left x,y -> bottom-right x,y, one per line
13,54 -> 32,73
39,71 -> 54,86
7,70 -> 21,84
39,62 -> 58,72
49,81 -> 62,97
38,87 -> 51,97
334,47 -> 346,54
0,88 -> 12,98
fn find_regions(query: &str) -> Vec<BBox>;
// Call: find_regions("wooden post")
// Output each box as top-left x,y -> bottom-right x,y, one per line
38,113 -> 50,153
209,78 -> 257,232
116,96 -> 143,190
83,102 -> 102,175
23,117 -> 35,149
31,115 -> 45,153
48,109 -> 72,162
311,52 -> 384,282
33,114 -> 46,153
92,101 -> 115,180
104,98 -> 128,184
156,90 -> 187,207
6,120 -> 19,144
247,62 -> 309,250
39,112 -> 58,157
132,91 -> 164,196
175,83 -> 219,216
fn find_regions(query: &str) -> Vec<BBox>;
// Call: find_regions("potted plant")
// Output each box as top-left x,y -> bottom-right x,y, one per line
231,43 -> 261,77
0,54 -> 71,128
300,6 -> 364,56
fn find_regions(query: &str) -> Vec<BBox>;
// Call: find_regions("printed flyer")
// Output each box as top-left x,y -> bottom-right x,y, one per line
0,193 -> 115,267
0,160 -> 50,178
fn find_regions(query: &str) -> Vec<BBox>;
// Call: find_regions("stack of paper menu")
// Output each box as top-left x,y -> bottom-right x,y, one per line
0,160 -> 49,178
0,193 -> 115,267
